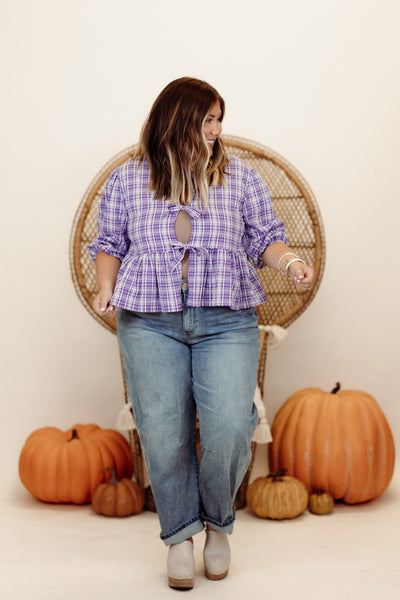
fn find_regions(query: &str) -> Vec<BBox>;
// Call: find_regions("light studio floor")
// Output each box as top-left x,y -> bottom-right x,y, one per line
1,464 -> 398,600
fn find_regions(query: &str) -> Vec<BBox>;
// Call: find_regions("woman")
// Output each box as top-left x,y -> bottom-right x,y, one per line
88,77 -> 314,589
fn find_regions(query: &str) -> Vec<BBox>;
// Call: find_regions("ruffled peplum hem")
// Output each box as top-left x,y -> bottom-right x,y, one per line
110,248 -> 267,313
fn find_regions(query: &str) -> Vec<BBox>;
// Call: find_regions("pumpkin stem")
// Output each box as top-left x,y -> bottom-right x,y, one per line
69,429 -> 79,441
106,466 -> 119,485
267,468 -> 287,482
331,382 -> 341,394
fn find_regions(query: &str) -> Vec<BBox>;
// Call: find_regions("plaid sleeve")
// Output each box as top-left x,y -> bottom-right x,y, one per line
87,167 -> 129,262
241,168 -> 287,269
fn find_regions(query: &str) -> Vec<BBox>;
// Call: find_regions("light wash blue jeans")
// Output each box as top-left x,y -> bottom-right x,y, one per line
117,282 -> 260,545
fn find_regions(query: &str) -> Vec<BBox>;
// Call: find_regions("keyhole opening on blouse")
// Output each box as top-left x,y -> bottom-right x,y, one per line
174,210 -> 192,279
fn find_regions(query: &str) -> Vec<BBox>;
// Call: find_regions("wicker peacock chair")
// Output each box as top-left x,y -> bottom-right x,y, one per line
70,135 -> 325,509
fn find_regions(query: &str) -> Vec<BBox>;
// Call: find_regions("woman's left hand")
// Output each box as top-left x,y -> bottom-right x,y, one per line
289,262 -> 315,293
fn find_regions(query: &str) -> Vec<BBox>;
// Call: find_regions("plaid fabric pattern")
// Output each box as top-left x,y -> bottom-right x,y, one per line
88,155 -> 287,312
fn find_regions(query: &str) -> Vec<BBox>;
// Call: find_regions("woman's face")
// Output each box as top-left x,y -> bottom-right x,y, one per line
203,101 -> 223,155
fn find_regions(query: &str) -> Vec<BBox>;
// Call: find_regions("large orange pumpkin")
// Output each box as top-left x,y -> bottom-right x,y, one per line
268,384 -> 395,504
19,424 -> 133,504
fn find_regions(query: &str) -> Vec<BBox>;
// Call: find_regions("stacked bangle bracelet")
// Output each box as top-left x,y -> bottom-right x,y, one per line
277,252 -> 297,273
277,252 -> 305,280
284,257 -> 305,279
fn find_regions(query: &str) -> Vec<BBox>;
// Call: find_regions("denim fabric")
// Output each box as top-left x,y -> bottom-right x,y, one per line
117,281 -> 260,545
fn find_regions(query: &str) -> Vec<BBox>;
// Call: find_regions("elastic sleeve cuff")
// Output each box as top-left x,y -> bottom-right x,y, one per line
248,231 -> 288,270
87,242 -> 126,262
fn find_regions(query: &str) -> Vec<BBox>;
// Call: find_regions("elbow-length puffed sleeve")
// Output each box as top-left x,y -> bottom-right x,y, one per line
242,168 -> 287,269
87,168 -> 129,262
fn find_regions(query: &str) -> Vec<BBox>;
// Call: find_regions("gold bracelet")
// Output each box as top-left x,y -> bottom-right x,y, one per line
284,258 -> 305,280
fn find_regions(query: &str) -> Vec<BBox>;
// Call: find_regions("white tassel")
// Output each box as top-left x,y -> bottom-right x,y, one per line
258,324 -> 288,348
251,324 -> 287,443
252,385 -> 273,444
115,403 -> 136,431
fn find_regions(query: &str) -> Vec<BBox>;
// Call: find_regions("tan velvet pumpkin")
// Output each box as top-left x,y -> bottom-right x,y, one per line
308,491 -> 334,515
246,470 -> 309,519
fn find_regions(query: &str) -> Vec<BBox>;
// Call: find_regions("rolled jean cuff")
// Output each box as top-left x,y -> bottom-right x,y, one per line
161,518 -> 205,546
203,513 -> 235,535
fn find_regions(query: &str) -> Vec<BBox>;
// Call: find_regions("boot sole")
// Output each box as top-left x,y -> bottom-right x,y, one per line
168,575 -> 194,589
204,568 -> 229,581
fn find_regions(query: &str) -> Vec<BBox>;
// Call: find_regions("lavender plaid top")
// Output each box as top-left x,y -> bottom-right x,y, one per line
88,155 -> 287,312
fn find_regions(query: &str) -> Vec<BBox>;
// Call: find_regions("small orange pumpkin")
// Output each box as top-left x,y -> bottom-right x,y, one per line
19,424 -> 133,504
91,467 -> 145,517
269,384 -> 395,504
246,470 -> 309,519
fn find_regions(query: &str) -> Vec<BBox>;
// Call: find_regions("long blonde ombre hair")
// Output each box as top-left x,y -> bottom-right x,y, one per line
134,77 -> 229,207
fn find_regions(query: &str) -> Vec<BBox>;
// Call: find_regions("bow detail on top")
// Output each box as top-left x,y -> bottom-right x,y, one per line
165,203 -> 205,220
169,242 -> 209,272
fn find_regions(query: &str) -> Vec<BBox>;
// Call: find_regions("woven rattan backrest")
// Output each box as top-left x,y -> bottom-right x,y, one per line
70,135 -> 325,335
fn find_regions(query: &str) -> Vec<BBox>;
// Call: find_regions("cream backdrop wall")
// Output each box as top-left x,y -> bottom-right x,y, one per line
1,0 -> 399,497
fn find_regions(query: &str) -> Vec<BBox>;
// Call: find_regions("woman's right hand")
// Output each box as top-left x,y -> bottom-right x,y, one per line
92,287 -> 118,318
92,253 -> 121,318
